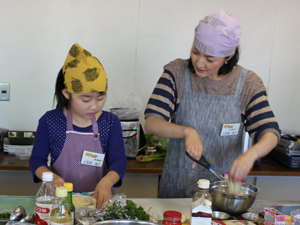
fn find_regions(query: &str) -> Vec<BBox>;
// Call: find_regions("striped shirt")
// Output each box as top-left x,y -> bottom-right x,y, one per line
144,59 -> 280,142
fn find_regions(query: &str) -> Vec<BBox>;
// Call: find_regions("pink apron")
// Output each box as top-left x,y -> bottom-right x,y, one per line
52,108 -> 109,193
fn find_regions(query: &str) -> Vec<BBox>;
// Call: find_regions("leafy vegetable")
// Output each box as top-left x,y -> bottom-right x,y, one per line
96,199 -> 150,221
136,151 -> 167,162
0,212 -> 11,218
144,134 -> 168,151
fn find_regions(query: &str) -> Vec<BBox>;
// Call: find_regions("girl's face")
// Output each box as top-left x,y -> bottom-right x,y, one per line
62,90 -> 107,122
190,47 -> 232,80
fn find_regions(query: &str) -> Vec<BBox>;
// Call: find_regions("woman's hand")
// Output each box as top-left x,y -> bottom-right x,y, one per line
184,127 -> 203,168
229,132 -> 278,181
229,151 -> 256,182
145,117 -> 203,168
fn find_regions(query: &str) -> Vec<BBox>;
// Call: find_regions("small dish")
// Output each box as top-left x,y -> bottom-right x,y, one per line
241,212 -> 259,221
212,211 -> 230,220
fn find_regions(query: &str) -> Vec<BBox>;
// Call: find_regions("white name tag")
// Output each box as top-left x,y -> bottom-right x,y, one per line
81,150 -> 104,167
220,123 -> 241,136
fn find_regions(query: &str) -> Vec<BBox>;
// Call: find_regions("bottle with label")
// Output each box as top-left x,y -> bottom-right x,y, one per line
36,172 -> 56,225
192,179 -> 212,203
190,179 -> 212,225
63,183 -> 75,225
50,187 -> 71,225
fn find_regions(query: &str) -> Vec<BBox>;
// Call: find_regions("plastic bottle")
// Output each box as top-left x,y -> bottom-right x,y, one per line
192,179 -> 212,204
190,179 -> 212,225
63,183 -> 75,225
50,187 -> 72,225
36,172 -> 56,225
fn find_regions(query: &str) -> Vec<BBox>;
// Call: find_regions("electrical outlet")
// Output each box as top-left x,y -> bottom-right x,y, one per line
0,83 -> 10,101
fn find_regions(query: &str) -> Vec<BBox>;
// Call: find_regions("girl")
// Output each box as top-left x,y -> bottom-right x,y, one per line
144,10 -> 280,198
29,43 -> 127,208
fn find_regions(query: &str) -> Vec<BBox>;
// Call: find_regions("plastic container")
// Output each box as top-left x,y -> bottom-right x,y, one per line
162,210 -> 182,225
63,183 -> 75,225
35,172 -> 56,225
50,187 -> 71,225
72,195 -> 96,208
291,209 -> 300,225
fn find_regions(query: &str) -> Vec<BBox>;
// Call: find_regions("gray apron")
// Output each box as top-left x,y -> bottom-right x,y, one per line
158,62 -> 247,198
52,108 -> 110,193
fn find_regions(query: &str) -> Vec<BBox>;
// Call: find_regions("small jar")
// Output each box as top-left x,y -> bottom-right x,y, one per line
163,210 -> 182,225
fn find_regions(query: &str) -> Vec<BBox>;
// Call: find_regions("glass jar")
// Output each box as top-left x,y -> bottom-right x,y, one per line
163,210 -> 182,225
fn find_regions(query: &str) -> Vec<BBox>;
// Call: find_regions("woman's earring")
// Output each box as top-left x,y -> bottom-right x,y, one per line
224,61 -> 228,64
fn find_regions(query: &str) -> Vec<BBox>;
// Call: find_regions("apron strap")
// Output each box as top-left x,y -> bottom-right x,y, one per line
234,68 -> 248,97
66,108 -> 73,131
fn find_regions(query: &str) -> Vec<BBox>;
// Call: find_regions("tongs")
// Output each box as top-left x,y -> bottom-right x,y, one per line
186,151 -> 227,182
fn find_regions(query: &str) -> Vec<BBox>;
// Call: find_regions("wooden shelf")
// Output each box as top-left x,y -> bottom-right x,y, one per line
1,152 -> 300,176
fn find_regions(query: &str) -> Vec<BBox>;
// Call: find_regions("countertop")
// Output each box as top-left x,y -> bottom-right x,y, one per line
1,152 -> 300,176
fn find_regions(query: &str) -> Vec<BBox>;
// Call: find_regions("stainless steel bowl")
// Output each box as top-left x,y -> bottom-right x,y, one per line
210,181 -> 259,214
92,220 -> 157,225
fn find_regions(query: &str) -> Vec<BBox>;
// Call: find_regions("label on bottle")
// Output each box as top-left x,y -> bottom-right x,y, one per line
36,202 -> 53,225
50,221 -> 71,225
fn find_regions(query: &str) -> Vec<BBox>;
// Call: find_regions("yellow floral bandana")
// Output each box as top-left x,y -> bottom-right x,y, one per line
63,43 -> 107,93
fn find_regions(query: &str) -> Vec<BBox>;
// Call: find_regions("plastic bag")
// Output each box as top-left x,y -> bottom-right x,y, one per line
109,91 -> 143,120
77,194 -> 157,225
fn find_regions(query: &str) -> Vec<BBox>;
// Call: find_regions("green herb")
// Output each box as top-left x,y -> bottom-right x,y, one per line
96,199 -> 150,221
136,151 -> 167,162
0,212 -> 11,219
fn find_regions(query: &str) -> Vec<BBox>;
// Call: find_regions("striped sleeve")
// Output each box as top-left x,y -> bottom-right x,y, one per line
144,69 -> 178,121
244,91 -> 281,142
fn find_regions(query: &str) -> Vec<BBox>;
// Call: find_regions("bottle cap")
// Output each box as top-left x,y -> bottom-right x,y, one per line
163,210 -> 182,220
56,187 -> 68,197
42,172 -> 53,182
64,182 -> 73,192
197,179 -> 210,189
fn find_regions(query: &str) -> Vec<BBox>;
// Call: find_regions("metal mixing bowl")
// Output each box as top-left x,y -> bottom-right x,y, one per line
209,181 -> 259,214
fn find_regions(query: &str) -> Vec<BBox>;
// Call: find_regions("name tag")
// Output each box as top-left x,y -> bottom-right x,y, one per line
220,123 -> 241,136
81,150 -> 104,167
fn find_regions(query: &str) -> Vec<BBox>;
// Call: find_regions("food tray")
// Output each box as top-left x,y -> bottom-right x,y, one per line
269,146 -> 300,169
8,132 -> 35,146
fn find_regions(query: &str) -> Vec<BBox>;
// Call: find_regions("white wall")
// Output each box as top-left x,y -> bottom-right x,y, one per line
0,0 -> 299,134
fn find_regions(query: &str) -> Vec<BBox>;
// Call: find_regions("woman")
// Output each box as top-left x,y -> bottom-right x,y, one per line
144,9 -> 280,198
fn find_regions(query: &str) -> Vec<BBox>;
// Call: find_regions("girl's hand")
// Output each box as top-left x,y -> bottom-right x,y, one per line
52,174 -> 65,188
184,127 -> 203,168
94,179 -> 112,209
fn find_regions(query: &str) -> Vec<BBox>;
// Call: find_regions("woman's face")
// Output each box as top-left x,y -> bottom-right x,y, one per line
190,47 -> 229,80
63,90 -> 107,121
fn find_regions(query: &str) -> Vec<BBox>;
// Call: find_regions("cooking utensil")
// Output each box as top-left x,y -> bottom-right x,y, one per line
9,206 -> 26,221
210,181 -> 259,214
20,214 -> 35,223
185,151 -> 226,182
241,212 -> 259,221
212,211 -> 230,220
